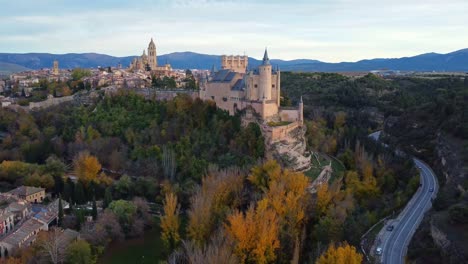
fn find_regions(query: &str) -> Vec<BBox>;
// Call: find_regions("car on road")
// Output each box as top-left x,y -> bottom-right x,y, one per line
386,225 -> 394,231
429,187 -> 434,192
376,247 -> 382,256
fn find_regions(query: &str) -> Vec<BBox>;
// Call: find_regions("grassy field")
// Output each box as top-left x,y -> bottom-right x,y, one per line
304,152 -> 346,182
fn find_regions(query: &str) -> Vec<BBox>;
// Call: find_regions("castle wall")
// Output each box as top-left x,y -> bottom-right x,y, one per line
279,108 -> 300,122
204,82 -> 234,113
247,101 -> 278,119
29,96 -> 74,110
268,122 -> 300,142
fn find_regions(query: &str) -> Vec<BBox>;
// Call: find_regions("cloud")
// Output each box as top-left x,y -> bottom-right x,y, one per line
0,0 -> 467,62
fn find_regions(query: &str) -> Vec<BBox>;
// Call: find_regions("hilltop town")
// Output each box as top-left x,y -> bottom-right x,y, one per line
1,38 -> 311,171
0,38 -> 316,261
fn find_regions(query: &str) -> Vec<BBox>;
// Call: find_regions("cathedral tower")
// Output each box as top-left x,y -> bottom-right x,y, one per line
147,38 -> 157,70
258,48 -> 272,100
53,60 -> 59,75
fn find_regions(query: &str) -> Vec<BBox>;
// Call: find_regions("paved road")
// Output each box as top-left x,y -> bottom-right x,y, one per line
369,131 -> 438,264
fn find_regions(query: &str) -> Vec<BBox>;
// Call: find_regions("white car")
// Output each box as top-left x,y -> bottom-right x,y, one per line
376,247 -> 382,256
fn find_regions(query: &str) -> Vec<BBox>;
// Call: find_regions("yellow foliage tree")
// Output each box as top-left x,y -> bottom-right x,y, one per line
225,200 -> 280,264
316,242 -> 363,264
160,192 -> 180,251
316,184 -> 332,215
187,167 -> 244,246
73,151 -> 101,184
264,169 -> 309,237
248,160 -> 281,192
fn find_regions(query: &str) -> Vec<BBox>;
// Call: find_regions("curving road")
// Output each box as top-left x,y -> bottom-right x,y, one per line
369,131 -> 438,264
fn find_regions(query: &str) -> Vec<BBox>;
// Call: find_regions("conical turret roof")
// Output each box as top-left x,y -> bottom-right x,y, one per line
262,48 -> 270,66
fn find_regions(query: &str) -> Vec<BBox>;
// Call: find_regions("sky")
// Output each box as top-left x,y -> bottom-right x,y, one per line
1,0 -> 467,62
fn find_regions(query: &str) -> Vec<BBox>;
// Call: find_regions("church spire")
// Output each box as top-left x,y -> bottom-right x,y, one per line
262,48 -> 270,65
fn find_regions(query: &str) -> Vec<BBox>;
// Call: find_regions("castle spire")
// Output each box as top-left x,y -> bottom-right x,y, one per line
262,47 -> 270,65
300,95 -> 303,104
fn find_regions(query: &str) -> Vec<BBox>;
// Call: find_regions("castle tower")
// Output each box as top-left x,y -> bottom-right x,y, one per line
53,60 -> 59,75
258,48 -> 272,100
147,38 -> 157,70
276,65 -> 281,106
221,55 -> 248,73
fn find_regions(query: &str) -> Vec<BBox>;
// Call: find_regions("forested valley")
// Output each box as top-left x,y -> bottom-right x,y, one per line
0,72 -> 466,263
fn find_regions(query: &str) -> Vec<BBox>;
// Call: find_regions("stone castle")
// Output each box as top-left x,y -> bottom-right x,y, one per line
200,49 -> 303,123
129,38 -> 172,75
200,49 -> 311,171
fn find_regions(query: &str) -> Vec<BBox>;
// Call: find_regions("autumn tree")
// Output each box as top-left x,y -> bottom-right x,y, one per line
161,192 -> 181,252
251,162 -> 310,263
187,167 -> 244,246
316,184 -> 332,216
225,200 -> 280,264
73,151 -> 101,184
316,242 -> 363,264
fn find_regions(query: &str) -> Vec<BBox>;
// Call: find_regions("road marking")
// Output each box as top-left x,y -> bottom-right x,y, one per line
388,168 -> 427,263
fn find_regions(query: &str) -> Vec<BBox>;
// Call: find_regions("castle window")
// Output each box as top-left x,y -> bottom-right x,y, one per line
272,84 -> 275,88
211,96 -> 215,100
254,84 -> 258,88
222,97 -> 228,102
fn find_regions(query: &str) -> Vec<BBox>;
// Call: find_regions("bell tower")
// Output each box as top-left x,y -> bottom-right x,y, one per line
147,38 -> 158,70
53,60 -> 59,75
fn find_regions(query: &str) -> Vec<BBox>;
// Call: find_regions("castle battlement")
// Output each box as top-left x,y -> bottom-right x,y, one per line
221,55 -> 248,73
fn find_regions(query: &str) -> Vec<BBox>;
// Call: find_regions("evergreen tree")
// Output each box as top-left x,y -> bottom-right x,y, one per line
92,196 -> 97,221
58,195 -> 64,227
63,178 -> 75,204
104,187 -> 113,209
74,181 -> 85,205
53,175 -> 65,196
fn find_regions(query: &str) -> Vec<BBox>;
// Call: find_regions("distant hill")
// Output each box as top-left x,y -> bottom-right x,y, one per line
0,62 -> 30,76
1,49 -> 468,73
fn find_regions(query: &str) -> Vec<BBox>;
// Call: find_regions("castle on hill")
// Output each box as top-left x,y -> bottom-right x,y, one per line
200,49 -> 310,171
200,49 -> 303,125
129,38 -> 172,75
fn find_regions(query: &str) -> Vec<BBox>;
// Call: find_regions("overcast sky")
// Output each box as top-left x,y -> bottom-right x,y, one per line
1,0 -> 467,62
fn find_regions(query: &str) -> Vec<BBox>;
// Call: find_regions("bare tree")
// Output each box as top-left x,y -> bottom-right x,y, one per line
169,229 -> 238,264
36,228 -> 66,264
162,145 -> 176,182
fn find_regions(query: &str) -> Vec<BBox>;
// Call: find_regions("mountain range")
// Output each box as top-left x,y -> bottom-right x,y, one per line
1,48 -> 468,75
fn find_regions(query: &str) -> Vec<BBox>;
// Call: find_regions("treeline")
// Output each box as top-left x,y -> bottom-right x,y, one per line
281,72 -> 468,140
0,92 -> 264,203
160,161 -> 364,264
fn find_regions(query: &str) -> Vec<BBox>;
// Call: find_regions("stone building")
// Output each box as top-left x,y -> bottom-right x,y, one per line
8,186 -> 45,204
0,218 -> 46,257
200,49 -> 303,123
